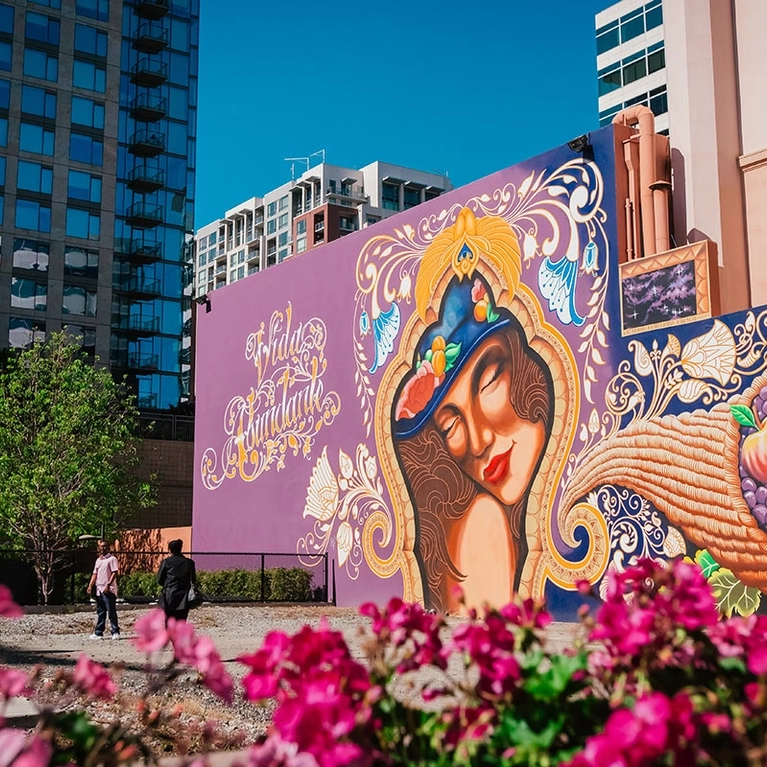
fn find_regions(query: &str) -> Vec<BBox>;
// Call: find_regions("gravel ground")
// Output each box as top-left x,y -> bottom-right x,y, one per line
0,603 -> 581,760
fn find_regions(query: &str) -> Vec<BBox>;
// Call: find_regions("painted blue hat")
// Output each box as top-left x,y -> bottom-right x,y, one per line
393,274 -> 510,439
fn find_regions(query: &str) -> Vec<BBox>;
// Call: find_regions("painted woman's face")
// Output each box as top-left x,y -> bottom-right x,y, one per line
433,336 -> 547,506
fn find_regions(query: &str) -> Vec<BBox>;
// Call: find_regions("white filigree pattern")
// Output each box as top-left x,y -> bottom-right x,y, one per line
297,444 -> 391,580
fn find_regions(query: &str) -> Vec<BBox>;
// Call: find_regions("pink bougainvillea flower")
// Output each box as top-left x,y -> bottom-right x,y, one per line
164,619 -> 234,703
236,735 -> 320,767
395,360 -> 441,421
131,608 -> 169,653
0,585 -> 23,619
0,668 -> 30,700
0,730 -> 52,767
73,654 -> 115,699
239,630 -> 291,700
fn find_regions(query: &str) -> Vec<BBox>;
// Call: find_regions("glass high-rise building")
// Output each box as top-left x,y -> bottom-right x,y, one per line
0,0 -> 198,409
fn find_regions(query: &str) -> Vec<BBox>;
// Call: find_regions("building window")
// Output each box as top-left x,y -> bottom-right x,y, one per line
649,85 -> 668,116
20,122 -> 55,155
620,8 -> 645,43
21,85 -> 56,119
597,64 -> 621,96
23,48 -> 59,81
382,182 -> 399,211
71,95 -> 104,128
229,269 -> 236,282
208,232 -> 216,246
237,266 -> 244,280
622,54 -> 647,86
17,160 -> 53,194
645,0 -> 662,30
198,251 -> 206,266
66,208 -> 100,239
69,132 -> 103,165
13,238 -> 49,271
599,104 -> 621,126
25,11 -> 60,46
16,199 -> 51,231
76,0 -> 109,23
64,246 -> 98,278
596,19 -> 619,55
0,117 -> 7,147
63,285 -> 97,316
278,232 -> 288,247
74,23 -> 107,57
0,41 -> 10,72
197,269 -> 205,283
278,213 -> 288,229
30,0 -> 61,8
0,78 -> 9,108
0,4 -> 13,35
67,169 -> 101,202
73,59 -> 105,92
238,250 -> 244,264
296,220 -> 306,235
267,219 -> 276,235
63,324 -> 96,357
647,46 -> 665,74
11,278 -> 48,311
296,236 -> 306,254
404,187 -> 420,209
278,195 -> 289,212
267,201 -> 276,217
9,318 -> 46,349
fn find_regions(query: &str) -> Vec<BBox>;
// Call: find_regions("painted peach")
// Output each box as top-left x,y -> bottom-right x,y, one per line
742,428 -> 767,484
432,349 -> 447,377
474,300 -> 488,323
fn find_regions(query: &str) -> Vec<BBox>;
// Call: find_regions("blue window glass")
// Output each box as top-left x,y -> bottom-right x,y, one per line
64,247 -> 98,278
63,285 -> 97,316
0,156 -> 5,185
23,48 -> 58,81
0,195 -> 3,225
596,20 -> 619,55
620,9 -> 645,43
68,170 -> 101,202
20,122 -> 54,155
17,160 -> 52,194
74,23 -> 107,57
0,4 -> 13,35
0,78 -> 8,108
21,85 -> 56,118
76,0 -> 109,23
0,116 -> 7,147
9,317 -> 46,348
30,0 -> 61,8
66,207 -> 100,239
25,11 -> 60,45
0,41 -> 10,71
69,132 -> 103,165
645,1 -> 663,30
73,59 -> 105,92
15,199 -> 51,232
71,95 -> 104,128
11,279 -> 48,312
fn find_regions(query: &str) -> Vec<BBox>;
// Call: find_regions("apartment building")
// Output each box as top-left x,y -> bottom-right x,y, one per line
0,0 -> 198,409
595,0 -> 668,132
193,161 -> 451,295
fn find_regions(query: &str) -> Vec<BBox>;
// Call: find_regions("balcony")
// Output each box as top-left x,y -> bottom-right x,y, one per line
130,93 -> 167,122
124,237 -> 162,263
117,315 -> 161,336
314,221 -> 325,233
126,202 -> 163,228
339,219 -> 358,232
132,22 -> 169,53
128,129 -> 165,157
111,351 -> 159,370
134,0 -> 169,20
131,58 -> 168,87
127,166 -> 165,193
215,264 -> 226,275
327,184 -> 367,203
116,276 -> 161,298
138,393 -> 158,409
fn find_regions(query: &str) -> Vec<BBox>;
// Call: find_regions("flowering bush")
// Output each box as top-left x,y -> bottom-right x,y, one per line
3,560 -> 767,766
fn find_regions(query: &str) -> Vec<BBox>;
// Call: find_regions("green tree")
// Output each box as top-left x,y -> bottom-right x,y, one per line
0,333 -> 154,603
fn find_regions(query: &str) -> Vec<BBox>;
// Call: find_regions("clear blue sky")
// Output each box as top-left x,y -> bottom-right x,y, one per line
195,0 -> 613,227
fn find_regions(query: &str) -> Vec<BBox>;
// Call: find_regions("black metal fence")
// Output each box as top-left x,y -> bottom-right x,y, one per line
0,549 -> 331,607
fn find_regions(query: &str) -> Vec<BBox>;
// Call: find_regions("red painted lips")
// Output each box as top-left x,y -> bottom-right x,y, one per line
483,445 -> 513,485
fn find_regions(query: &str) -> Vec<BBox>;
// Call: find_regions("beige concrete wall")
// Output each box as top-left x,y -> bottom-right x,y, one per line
734,0 -> 767,307
664,0 -> 750,314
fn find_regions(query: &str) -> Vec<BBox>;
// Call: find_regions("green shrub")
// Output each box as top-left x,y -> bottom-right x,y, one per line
269,567 -> 313,602
120,571 -> 160,599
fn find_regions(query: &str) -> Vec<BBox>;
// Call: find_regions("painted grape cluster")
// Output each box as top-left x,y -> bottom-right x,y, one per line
737,386 -> 767,529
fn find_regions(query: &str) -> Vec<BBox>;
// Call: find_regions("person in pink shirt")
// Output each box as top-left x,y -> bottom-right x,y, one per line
86,540 -> 120,640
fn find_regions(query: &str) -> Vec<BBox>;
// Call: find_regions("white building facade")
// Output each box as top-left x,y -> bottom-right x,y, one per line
193,161 -> 451,296
596,0 -> 668,133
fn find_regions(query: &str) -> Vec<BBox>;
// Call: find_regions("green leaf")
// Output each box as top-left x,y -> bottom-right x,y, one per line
719,656 -> 747,674
444,342 -> 462,366
486,304 -> 500,323
424,349 -> 433,362
730,403 -> 757,428
694,549 -> 720,578
710,567 -> 762,617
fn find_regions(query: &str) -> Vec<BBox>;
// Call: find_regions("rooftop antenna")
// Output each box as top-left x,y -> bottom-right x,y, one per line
309,149 -> 326,167
284,156 -> 309,181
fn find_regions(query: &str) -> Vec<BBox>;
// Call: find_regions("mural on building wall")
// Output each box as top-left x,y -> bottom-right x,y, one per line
194,128 -> 767,617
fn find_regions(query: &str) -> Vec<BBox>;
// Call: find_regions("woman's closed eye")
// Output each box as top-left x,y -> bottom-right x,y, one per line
437,409 -> 461,438
479,361 -> 504,393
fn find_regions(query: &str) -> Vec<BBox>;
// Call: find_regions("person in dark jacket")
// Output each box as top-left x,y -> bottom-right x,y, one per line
157,539 -> 197,622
